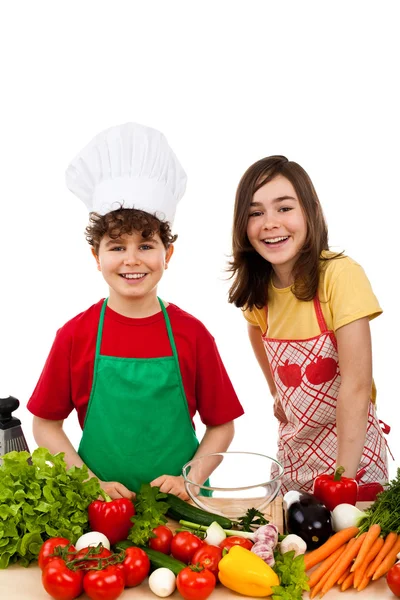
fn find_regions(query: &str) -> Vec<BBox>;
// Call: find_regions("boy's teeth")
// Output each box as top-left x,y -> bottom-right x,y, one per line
264,236 -> 289,244
121,273 -> 146,279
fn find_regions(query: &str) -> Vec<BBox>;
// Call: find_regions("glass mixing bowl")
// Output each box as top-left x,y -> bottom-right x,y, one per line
182,451 -> 283,520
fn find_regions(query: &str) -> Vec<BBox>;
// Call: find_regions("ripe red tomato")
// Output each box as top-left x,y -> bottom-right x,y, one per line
171,531 -> 204,564
190,544 -> 222,578
38,537 -> 75,570
387,563 -> 400,597
121,546 -> 150,587
177,565 -> 216,600
83,565 -> 125,600
42,558 -> 84,600
149,525 -> 173,554
219,536 -> 254,551
74,546 -> 113,571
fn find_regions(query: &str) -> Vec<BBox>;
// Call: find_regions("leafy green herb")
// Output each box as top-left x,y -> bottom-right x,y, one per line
236,507 -> 269,531
271,550 -> 310,600
358,468 -> 399,535
0,448 -> 104,568
127,484 -> 169,546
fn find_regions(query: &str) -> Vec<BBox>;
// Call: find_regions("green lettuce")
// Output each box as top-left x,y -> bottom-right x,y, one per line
0,448 -> 103,568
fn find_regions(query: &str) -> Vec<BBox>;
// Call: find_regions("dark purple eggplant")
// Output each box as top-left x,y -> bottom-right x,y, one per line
283,490 -> 332,549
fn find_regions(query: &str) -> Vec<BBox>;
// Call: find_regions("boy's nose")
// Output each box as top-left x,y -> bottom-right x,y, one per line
124,252 -> 141,265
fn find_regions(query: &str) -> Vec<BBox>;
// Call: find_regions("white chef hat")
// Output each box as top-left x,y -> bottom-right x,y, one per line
65,123 -> 187,225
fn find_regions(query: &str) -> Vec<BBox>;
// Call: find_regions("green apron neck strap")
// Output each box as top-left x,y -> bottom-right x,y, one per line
95,299 -> 108,357
96,298 -> 178,360
157,297 -> 179,359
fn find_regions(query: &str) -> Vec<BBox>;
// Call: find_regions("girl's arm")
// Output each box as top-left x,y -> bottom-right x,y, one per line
247,323 -> 287,423
32,416 -> 135,499
335,317 -> 372,478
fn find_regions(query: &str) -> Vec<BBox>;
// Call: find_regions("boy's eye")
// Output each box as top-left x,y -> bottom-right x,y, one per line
139,244 -> 153,250
110,246 -> 125,251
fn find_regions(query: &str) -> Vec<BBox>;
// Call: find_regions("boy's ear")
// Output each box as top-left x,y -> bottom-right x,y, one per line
164,244 -> 174,269
91,248 -> 101,271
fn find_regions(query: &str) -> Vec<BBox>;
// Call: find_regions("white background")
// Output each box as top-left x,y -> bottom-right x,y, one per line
0,1 -> 399,480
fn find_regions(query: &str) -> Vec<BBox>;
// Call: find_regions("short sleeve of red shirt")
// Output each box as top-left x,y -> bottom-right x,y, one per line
27,300 -> 243,429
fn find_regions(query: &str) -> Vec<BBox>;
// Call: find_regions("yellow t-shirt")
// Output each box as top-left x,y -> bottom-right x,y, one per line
244,254 -> 382,401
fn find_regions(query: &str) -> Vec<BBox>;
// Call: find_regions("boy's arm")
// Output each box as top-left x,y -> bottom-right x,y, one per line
150,420 -> 235,499
32,416 -> 135,500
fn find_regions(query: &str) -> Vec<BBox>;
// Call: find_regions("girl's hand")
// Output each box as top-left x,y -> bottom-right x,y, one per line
99,480 -> 136,500
150,474 -> 189,500
273,396 -> 288,424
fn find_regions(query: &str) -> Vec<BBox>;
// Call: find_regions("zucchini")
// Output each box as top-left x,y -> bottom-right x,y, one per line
115,540 -> 186,575
165,493 -> 233,529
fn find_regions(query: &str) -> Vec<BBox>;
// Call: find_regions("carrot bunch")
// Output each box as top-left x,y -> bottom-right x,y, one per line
304,524 -> 400,597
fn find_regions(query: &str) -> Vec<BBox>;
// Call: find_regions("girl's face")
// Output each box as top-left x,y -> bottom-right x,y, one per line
246,175 -> 307,285
94,230 -> 173,304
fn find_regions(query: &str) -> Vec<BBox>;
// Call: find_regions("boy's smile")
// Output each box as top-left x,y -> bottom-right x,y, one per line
93,230 -> 173,316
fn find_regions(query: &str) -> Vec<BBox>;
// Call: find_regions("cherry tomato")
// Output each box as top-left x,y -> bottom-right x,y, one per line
38,537 -> 75,570
171,531 -> 204,564
83,565 -> 125,600
190,544 -> 222,578
74,546 -> 112,571
121,546 -> 150,587
149,525 -> 174,554
219,536 -> 254,551
42,557 -> 84,600
387,563 -> 400,597
177,565 -> 216,600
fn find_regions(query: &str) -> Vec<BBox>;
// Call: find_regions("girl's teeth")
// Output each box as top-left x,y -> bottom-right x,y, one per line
264,236 -> 289,244
122,274 -> 146,279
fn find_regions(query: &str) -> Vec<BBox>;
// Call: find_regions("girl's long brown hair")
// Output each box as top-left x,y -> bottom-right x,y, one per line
228,156 -> 335,310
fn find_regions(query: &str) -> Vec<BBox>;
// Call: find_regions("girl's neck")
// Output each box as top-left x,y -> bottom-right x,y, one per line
272,267 -> 294,289
107,291 -> 165,318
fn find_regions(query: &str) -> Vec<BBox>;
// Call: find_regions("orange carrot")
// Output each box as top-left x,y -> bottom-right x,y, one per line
351,523 -> 381,572
310,540 -> 356,599
357,572 -> 372,591
366,532 -> 397,578
341,571 -> 355,591
353,536 -> 384,588
304,526 -> 359,571
308,545 -> 347,589
319,532 -> 367,597
372,536 -> 400,581
337,565 -> 351,585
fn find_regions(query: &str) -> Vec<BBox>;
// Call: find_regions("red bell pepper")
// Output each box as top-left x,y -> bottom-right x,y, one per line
313,466 -> 358,511
355,468 -> 385,502
88,498 -> 135,544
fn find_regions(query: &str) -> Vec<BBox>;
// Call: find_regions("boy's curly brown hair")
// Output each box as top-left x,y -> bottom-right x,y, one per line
85,207 -> 177,254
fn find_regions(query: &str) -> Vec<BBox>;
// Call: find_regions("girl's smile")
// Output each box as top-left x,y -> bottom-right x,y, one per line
246,175 -> 307,286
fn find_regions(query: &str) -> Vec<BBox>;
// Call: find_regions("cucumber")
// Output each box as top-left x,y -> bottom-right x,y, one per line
115,540 -> 186,575
165,493 -> 233,529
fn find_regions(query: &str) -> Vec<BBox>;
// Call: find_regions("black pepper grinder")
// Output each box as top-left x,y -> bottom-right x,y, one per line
0,396 -> 30,463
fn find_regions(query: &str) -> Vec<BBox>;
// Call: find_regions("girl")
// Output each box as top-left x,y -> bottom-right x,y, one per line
228,155 -> 388,494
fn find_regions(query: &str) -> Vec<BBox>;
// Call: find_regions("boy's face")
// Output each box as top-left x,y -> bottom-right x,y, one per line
94,230 -> 173,303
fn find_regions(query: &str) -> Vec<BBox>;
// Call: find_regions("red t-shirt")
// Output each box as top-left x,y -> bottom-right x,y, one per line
27,300 -> 244,429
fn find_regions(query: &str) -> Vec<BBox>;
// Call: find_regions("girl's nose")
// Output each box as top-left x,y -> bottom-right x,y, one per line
262,212 -> 280,229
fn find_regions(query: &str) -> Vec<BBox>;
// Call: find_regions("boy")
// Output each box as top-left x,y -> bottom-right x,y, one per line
27,123 -> 243,500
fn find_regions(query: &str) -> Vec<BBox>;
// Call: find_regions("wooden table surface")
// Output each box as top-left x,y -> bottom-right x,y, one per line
0,499 -> 395,599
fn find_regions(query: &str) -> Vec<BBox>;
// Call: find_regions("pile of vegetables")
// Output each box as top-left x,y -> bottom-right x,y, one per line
0,448 -> 104,568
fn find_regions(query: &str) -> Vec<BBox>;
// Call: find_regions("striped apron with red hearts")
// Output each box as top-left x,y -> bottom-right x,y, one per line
263,297 -> 389,494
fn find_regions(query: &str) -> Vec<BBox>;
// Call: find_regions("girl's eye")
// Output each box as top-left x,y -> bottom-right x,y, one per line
248,211 -> 263,218
278,207 -> 293,213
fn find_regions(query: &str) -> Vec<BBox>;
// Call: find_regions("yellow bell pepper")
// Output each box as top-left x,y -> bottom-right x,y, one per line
218,545 -> 279,597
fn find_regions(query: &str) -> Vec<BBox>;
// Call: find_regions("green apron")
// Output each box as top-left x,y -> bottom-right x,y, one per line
78,298 -> 201,493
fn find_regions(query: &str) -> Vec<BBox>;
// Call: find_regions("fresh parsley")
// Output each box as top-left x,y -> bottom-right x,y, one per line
127,484 -> 169,546
271,550 -> 310,600
0,448 -> 104,568
237,507 -> 269,531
